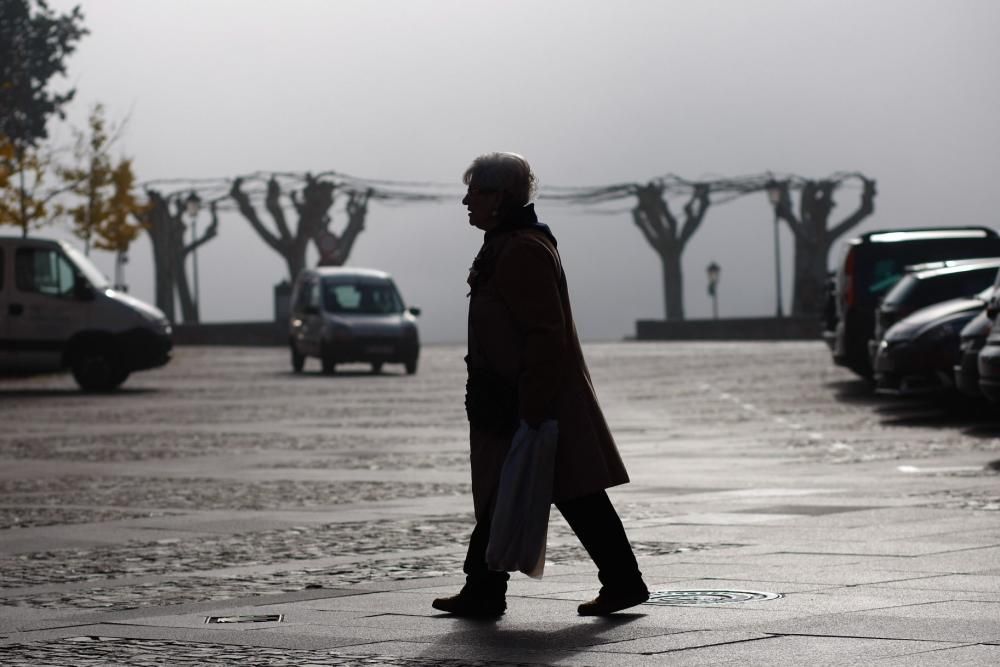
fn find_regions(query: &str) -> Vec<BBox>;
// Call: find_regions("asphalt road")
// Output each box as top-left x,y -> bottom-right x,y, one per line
1,342 -> 998,665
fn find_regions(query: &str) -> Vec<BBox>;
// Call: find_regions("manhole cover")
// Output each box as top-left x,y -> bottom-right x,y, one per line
205,614 -> 283,624
645,590 -> 781,606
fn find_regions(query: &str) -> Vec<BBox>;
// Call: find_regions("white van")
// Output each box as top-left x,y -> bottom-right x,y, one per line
0,236 -> 172,391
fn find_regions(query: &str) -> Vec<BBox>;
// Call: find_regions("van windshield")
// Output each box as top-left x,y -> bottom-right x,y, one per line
322,278 -> 403,315
62,243 -> 110,289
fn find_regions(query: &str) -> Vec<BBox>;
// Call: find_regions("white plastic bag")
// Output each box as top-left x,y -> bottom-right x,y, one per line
486,419 -> 558,578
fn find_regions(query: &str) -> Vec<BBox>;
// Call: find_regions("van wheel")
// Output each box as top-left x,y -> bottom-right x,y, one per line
405,358 -> 418,375
291,345 -> 305,373
72,348 -> 125,392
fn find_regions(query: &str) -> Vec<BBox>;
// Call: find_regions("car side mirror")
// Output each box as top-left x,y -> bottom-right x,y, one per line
303,304 -> 320,316
408,306 -> 421,317
74,279 -> 95,301
988,304 -> 999,320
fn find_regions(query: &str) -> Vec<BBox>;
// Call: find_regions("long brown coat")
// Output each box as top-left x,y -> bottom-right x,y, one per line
467,225 -> 629,519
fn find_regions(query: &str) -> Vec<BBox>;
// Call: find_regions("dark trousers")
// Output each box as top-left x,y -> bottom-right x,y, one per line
462,490 -> 644,595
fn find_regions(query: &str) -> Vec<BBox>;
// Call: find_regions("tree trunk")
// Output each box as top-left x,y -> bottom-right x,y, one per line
661,247 -> 685,321
174,249 -> 198,323
143,194 -> 176,322
791,233 -> 830,317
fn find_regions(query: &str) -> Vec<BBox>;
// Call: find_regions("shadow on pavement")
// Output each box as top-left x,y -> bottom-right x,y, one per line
0,387 -> 160,399
827,379 -> 1000,436
422,613 -> 643,662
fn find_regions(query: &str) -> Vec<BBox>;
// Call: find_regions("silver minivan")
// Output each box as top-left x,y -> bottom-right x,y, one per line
289,267 -> 420,375
0,236 -> 172,391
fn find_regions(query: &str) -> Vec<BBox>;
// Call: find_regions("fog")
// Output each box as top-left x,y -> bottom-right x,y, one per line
40,0 -> 1000,342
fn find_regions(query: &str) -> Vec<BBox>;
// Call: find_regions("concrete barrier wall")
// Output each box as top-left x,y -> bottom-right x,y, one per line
636,317 -> 822,341
173,322 -> 286,346
174,317 -> 822,346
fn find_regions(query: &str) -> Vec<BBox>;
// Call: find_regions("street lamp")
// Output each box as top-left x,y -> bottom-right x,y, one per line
706,261 -> 720,319
185,191 -> 202,320
765,181 -> 784,318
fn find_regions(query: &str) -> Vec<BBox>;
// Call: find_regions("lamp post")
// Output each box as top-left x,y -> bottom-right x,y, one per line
185,191 -> 202,320
706,261 -> 720,319
765,181 -> 784,318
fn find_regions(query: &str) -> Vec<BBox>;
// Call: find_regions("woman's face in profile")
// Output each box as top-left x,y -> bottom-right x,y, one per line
462,183 -> 502,232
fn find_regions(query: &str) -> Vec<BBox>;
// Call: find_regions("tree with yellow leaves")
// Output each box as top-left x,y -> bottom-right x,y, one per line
0,133 -> 58,235
59,104 -> 147,289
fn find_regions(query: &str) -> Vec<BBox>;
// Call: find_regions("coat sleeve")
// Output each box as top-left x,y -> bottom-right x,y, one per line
494,235 -> 568,427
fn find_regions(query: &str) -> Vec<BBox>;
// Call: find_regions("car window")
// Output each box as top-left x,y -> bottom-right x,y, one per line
322,279 -> 403,315
882,275 -> 916,306
913,269 -> 998,309
15,247 -> 77,297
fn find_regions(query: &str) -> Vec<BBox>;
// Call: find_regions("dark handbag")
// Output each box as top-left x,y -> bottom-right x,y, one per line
465,365 -> 519,436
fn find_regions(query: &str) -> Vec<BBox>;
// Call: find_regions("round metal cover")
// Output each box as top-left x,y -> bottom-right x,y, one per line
645,590 -> 782,606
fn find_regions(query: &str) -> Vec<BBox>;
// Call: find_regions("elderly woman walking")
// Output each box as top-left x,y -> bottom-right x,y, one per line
432,152 -> 648,618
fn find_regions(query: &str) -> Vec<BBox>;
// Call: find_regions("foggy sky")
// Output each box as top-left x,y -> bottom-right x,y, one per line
37,0 -> 1000,342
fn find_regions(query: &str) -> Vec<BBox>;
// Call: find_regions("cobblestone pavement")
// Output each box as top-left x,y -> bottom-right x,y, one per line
0,638 -> 540,667
0,476 -> 470,512
2,343 -> 999,665
1,516 -> 476,588
0,506 -> 176,530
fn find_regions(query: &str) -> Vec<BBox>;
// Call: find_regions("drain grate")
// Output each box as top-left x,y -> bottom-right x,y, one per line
205,614 -> 283,624
645,590 -> 781,606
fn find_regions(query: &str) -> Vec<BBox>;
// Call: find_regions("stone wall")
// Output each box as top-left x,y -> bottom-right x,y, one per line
635,317 -> 821,341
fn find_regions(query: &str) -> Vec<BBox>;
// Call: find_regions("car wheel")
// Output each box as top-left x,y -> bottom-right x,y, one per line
72,347 -> 125,392
321,356 -> 336,375
404,358 -> 418,375
371,362 -> 383,374
291,344 -> 305,373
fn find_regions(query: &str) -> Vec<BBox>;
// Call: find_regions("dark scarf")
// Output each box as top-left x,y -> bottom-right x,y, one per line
468,203 -> 557,297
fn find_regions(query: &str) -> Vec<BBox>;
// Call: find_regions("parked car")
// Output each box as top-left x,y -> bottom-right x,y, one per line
873,290 -> 989,395
288,267 -> 420,375
0,236 -> 172,391
868,258 -> 1000,365
830,226 -> 1000,378
954,309 -> 992,398
976,288 -> 1000,403
821,271 -> 838,351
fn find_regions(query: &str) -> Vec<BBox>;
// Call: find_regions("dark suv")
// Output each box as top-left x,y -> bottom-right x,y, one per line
830,227 -> 1000,377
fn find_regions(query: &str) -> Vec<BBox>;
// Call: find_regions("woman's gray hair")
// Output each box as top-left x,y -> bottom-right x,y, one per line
462,152 -> 537,206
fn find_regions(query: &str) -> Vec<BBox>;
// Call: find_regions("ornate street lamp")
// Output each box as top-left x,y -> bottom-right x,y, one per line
765,181 -> 784,318
185,191 -> 202,319
706,261 -> 720,319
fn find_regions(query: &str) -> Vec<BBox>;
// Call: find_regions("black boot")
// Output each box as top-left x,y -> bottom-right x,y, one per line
432,577 -> 507,618
577,583 -> 649,616
556,491 -> 649,616
434,506 -> 510,617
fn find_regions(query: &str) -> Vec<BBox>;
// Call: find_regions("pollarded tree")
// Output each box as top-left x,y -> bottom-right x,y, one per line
230,174 -> 368,280
631,181 -> 711,321
139,190 -> 218,323
769,174 -> 877,317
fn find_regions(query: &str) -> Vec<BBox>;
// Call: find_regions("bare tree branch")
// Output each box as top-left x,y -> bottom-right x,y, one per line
829,177 -> 877,239
230,177 -> 284,251
265,177 -> 293,242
